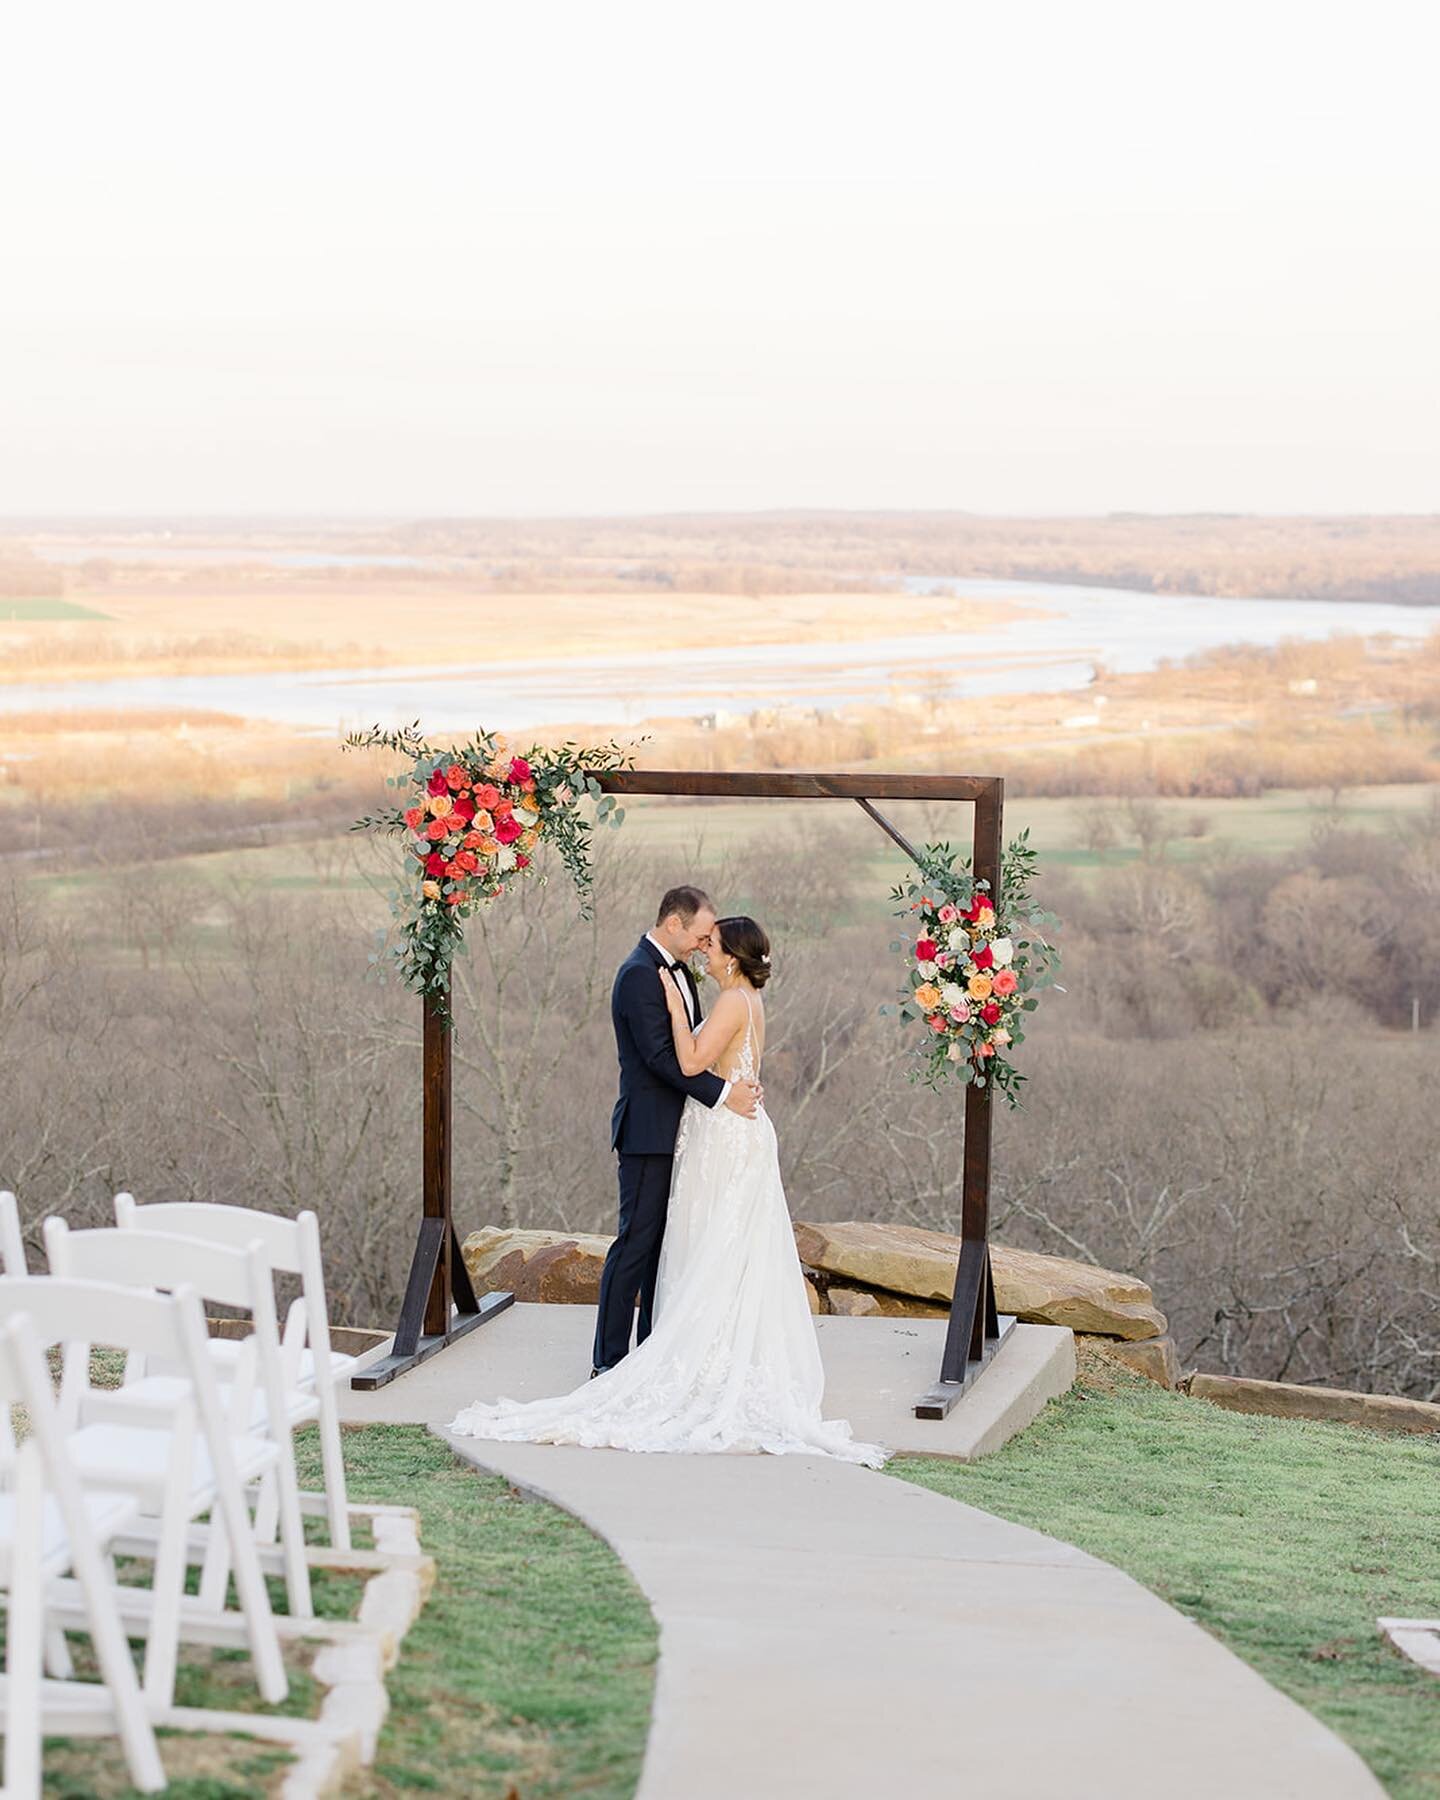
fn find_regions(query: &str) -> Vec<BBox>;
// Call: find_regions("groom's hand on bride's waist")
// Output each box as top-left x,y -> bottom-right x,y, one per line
724,1079 -> 763,1118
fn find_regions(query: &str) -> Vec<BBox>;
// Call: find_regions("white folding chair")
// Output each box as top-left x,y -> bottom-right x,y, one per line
44,1221 -> 314,1624
0,1193 -> 27,1276
0,1275 -> 288,1709
0,1311 -> 166,1796
114,1197 -> 354,1550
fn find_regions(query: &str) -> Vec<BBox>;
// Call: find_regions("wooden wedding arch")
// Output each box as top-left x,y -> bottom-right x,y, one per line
352,770 -> 1015,1419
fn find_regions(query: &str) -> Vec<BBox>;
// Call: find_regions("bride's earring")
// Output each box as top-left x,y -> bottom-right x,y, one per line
725,958 -> 735,981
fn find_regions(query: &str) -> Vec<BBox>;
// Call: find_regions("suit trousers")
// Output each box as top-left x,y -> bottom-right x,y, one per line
592,1151 -> 673,1371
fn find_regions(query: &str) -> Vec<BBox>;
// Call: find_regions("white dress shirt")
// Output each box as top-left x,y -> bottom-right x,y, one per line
647,932 -> 730,1108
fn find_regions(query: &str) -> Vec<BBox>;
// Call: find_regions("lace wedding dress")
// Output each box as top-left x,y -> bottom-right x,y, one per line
450,998 -> 885,1467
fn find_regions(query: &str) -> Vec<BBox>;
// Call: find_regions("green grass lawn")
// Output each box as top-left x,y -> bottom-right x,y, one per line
0,597 -> 113,621
41,1424 -> 657,1800
892,1352 -> 1440,1800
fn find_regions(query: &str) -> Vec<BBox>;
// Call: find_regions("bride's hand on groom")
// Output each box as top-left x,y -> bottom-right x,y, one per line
725,1079 -> 763,1118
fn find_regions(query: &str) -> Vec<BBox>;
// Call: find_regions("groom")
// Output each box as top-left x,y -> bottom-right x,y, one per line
592,884 -> 762,1375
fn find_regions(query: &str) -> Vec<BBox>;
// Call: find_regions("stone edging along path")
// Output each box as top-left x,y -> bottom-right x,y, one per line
343,1307 -> 1381,1800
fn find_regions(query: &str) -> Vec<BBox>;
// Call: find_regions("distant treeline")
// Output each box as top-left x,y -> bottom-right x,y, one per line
6,511 -> 1439,603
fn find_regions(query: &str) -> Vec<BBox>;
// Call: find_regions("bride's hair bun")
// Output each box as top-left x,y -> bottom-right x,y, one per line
718,915 -> 772,989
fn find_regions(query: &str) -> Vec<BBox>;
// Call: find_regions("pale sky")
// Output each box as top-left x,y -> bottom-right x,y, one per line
1,1 -> 1436,516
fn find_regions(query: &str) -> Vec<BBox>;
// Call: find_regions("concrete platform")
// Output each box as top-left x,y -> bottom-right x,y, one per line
339,1300 -> 1076,1459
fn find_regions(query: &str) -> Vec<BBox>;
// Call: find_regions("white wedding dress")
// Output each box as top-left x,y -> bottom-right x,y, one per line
450,997 -> 884,1467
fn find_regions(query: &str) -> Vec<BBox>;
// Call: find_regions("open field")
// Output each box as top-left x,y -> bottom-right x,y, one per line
896,1348 -> 1440,1800
0,577 -> 1040,683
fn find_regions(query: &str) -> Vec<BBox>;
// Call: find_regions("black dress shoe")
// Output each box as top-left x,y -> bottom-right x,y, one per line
590,1366 -> 609,1380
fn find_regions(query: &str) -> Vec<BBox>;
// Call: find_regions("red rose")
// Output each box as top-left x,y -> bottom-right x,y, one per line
404,806 -> 424,831
495,814 -> 523,845
455,850 -> 479,874
426,771 -> 449,797
452,795 -> 476,823
915,938 -> 938,962
515,852 -> 530,869
474,784 -> 501,810
971,943 -> 994,971
508,757 -> 532,784
445,762 -> 470,791
425,852 -> 446,875
980,1000 -> 1001,1026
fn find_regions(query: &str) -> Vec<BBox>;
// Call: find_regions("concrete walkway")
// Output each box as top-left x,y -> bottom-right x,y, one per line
342,1304 -> 1382,1799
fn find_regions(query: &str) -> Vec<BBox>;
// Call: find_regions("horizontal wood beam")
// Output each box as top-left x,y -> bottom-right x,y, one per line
591,770 -> 1001,802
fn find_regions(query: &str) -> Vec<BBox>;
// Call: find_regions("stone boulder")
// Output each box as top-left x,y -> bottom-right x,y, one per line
792,1221 -> 1165,1341
462,1228 -> 612,1305
1080,1332 -> 1181,1388
825,1284 -> 949,1320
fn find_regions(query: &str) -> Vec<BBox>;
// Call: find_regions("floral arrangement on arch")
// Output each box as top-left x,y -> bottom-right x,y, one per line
345,722 -> 633,1012
887,831 -> 1061,1104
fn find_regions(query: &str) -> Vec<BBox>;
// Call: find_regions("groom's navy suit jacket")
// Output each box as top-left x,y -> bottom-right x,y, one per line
610,936 -> 725,1155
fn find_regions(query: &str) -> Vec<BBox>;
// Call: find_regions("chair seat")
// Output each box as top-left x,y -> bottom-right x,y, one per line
0,1489 -> 139,1579
207,1338 -> 357,1387
110,1374 -> 321,1430
69,1422 -> 277,1503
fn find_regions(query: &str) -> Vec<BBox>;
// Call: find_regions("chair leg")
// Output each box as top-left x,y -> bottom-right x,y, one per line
6,1449 -> 44,1800
210,1466 -> 288,1705
197,1507 -> 233,1615
315,1381 -> 352,1552
44,1616 -> 75,1679
143,1474 -> 194,1711
64,1522 -> 166,1793
253,1466 -> 280,1544
273,1439 -> 315,1620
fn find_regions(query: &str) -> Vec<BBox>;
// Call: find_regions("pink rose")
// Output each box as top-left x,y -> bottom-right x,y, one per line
992,970 -> 1018,997
938,903 -> 958,924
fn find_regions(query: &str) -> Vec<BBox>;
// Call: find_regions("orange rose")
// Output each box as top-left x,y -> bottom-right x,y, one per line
968,974 -> 993,1000
914,982 -> 942,1010
520,826 -> 540,849
422,879 -> 441,901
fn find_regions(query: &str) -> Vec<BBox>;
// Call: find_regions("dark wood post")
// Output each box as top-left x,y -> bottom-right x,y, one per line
422,987 -> 453,1338
916,775 -> 1013,1416
350,982 -> 513,1391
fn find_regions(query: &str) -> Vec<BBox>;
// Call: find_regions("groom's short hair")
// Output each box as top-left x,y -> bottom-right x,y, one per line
656,885 -> 711,926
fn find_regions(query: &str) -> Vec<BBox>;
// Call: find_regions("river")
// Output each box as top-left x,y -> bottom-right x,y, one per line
3,576 -> 1437,733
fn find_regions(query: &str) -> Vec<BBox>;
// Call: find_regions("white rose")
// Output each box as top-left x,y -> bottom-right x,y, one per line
513,805 -> 539,827
989,937 -> 1014,967
992,1028 -> 1011,1046
946,1041 -> 965,1062
496,846 -> 517,872
916,959 -> 938,980
947,927 -> 969,952
940,982 -> 965,1009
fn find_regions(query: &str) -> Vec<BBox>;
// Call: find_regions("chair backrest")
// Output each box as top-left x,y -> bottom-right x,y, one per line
0,1274 -> 199,1364
114,1194 -> 338,1387
0,1192 -> 27,1276
46,1219 -> 267,1314
114,1196 -> 305,1274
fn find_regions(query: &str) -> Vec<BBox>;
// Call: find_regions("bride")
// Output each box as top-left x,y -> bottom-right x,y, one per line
449,915 -> 884,1467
